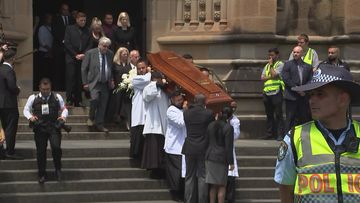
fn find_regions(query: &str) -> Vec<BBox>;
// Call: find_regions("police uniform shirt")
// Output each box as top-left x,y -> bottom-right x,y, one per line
274,120 -> 352,185
23,92 -> 68,120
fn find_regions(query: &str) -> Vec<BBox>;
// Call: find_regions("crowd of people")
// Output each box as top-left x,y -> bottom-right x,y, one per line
1,3 -> 359,202
261,33 -> 351,141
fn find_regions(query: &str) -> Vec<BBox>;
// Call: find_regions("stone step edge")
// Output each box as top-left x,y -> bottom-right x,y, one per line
0,188 -> 170,197
0,178 -> 165,185
0,156 -> 276,162
0,167 -> 145,173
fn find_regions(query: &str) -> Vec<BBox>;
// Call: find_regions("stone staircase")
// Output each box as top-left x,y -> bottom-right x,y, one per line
0,101 -> 281,202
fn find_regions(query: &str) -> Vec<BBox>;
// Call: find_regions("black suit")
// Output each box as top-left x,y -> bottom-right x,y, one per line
281,59 -> 313,132
51,14 -> 74,91
0,63 -> 20,155
182,104 -> 214,203
64,24 -> 91,105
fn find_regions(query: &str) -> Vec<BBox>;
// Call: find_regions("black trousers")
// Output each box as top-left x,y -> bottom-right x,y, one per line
263,92 -> 284,138
0,108 -> 19,155
184,154 -> 208,203
226,176 -> 236,203
285,97 -> 311,132
34,127 -> 62,177
66,60 -> 82,105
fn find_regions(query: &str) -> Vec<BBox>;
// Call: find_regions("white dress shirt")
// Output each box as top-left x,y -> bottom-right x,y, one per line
164,105 -> 187,155
23,92 -> 68,120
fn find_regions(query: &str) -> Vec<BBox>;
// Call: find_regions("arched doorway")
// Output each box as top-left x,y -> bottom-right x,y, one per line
32,0 -> 146,90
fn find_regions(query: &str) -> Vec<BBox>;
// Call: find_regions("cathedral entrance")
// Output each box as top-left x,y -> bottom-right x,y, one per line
32,0 -> 146,90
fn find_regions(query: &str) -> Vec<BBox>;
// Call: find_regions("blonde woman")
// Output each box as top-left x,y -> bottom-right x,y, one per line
90,17 -> 105,48
114,12 -> 136,51
106,47 -> 132,129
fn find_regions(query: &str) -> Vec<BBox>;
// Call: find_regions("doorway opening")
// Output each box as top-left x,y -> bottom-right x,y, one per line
32,0 -> 146,90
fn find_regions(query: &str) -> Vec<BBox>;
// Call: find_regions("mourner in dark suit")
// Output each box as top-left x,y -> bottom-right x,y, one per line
51,3 -> 74,90
182,93 -> 214,203
64,12 -> 91,106
0,48 -> 21,159
281,46 -> 313,133
82,37 -> 114,132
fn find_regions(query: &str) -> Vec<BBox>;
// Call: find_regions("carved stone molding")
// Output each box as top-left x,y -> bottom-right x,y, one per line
199,11 -> 206,22
213,1 -> 221,22
184,12 -> 191,23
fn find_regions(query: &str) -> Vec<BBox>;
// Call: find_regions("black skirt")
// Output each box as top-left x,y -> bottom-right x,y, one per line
129,125 -> 144,159
141,134 -> 165,169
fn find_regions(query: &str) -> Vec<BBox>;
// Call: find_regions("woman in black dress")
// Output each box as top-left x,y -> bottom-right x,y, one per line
205,107 -> 235,203
89,17 -> 105,48
113,12 -> 136,51
106,47 -> 132,129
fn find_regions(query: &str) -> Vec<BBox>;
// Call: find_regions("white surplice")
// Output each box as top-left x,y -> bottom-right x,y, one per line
228,115 -> 240,177
131,72 -> 151,127
142,81 -> 169,136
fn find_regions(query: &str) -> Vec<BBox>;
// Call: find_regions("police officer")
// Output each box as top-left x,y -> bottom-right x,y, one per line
319,46 -> 350,71
261,48 -> 285,140
274,64 -> 360,202
23,78 -> 68,184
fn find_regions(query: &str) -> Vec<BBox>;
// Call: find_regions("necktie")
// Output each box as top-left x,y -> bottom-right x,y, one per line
65,16 -> 69,25
101,54 -> 106,82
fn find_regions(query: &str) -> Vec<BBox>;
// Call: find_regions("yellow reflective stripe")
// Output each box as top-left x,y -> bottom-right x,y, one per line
295,173 -> 337,195
295,173 -> 360,195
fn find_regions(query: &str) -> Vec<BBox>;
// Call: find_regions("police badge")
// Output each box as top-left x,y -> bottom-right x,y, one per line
277,141 -> 288,161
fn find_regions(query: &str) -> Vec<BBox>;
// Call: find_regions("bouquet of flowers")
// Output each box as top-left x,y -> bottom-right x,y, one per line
114,69 -> 137,97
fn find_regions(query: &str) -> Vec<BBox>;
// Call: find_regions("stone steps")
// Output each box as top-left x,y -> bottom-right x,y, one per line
4,104 -> 282,202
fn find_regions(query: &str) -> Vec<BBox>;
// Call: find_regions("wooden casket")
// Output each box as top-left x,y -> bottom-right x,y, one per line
147,51 -> 233,112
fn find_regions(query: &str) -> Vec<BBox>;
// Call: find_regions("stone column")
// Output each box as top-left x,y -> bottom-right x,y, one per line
344,0 -> 360,34
205,0 -> 214,26
175,0 -> 185,27
219,0 -> 228,26
190,0 -> 199,26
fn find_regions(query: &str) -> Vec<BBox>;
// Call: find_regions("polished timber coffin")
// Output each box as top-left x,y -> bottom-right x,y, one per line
147,51 -> 233,112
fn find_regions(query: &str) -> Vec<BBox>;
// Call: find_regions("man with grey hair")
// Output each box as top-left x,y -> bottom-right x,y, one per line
182,93 -> 214,203
81,37 -> 114,132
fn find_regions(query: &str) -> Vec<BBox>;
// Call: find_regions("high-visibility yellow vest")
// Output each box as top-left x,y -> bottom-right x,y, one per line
292,120 -> 360,202
303,48 -> 314,66
263,61 -> 284,93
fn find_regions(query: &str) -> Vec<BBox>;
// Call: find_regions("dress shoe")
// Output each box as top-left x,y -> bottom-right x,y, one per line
75,102 -> 86,107
5,153 -> 23,160
38,176 -> 46,184
95,125 -> 109,133
66,101 -> 73,107
87,118 -> 94,127
55,170 -> 62,181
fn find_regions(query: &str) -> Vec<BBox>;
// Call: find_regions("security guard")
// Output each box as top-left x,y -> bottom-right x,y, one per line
274,64 -> 360,202
261,47 -> 285,140
23,78 -> 68,184
289,33 -> 319,70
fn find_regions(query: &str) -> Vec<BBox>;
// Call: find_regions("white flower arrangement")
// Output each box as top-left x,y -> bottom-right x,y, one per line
114,69 -> 137,97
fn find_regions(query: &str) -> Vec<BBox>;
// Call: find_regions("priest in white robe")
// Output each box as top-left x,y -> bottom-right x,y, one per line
141,71 -> 169,178
129,60 -> 151,160
164,90 -> 187,201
